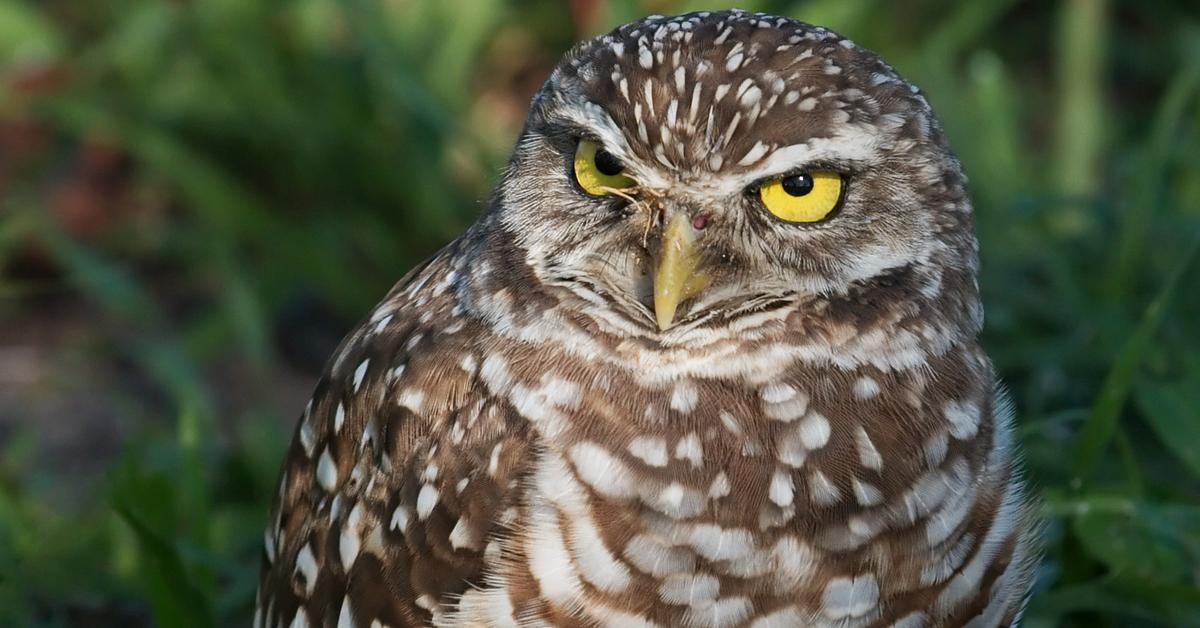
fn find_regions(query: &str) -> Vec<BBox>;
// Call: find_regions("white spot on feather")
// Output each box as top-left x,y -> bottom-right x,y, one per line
738,141 -> 769,165
708,471 -> 730,498
944,399 -> 981,439
352,359 -> 369,393
670,380 -> 699,413
769,469 -> 794,507
760,382 -> 796,403
570,442 -> 636,498
416,484 -> 439,520
675,432 -> 703,467
658,572 -> 718,605
336,595 -> 354,628
396,388 -> 424,413
339,503 -> 363,572
625,534 -> 696,577
317,448 -> 338,491
449,516 -> 476,551
854,376 -> 880,399
333,402 -> 346,432
570,511 -> 631,593
289,610 -> 311,628
821,574 -> 879,619
798,412 -> 831,449
629,436 -> 669,467
852,477 -> 883,506
855,426 -> 883,470
808,470 -> 841,506
390,505 -> 411,533
750,606 -> 803,628
294,543 -> 318,596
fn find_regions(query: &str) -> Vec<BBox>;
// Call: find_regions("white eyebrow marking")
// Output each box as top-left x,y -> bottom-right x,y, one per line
690,125 -> 883,196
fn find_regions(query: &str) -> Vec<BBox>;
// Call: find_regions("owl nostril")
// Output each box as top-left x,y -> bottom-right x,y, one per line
692,214 -> 711,230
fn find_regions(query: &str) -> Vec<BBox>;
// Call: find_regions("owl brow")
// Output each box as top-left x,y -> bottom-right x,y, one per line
548,101 -> 635,161
752,159 -> 863,184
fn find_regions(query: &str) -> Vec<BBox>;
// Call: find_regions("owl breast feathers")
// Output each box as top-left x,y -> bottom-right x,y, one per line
257,10 -> 1040,628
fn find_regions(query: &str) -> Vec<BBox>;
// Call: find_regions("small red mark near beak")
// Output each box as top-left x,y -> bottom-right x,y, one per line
692,214 -> 711,230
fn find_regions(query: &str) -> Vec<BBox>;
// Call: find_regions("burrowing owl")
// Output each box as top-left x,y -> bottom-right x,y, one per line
257,10 -> 1040,628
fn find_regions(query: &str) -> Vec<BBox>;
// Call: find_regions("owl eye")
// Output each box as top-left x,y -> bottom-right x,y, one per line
574,139 -> 635,196
758,171 -> 844,223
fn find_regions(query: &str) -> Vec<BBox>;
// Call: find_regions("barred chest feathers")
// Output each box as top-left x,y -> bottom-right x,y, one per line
438,246 -> 1036,627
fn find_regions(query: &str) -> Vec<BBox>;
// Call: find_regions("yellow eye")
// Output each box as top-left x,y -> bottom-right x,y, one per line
758,171 -> 844,223
574,139 -> 635,195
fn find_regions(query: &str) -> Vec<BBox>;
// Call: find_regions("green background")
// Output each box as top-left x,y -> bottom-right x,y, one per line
2,0 -> 1199,625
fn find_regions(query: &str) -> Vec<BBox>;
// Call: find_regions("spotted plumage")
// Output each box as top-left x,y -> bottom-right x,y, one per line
257,10 -> 1040,628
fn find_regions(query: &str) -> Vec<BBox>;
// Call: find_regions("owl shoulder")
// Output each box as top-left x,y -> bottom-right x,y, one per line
257,251 -> 535,627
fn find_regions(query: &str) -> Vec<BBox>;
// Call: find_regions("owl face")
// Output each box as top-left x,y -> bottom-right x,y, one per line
494,11 -> 975,331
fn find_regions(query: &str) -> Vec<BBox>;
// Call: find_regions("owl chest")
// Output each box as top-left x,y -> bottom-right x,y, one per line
508,371 -> 862,599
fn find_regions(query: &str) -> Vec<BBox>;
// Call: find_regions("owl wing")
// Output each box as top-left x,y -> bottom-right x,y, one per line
256,252 -> 532,628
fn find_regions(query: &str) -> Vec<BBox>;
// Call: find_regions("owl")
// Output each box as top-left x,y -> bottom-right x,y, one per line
256,10 -> 1040,628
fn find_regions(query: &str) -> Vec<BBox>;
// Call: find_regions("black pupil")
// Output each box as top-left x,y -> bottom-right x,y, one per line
781,173 -> 814,196
594,148 -> 624,176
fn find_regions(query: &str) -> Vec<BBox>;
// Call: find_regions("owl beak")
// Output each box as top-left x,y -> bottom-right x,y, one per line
654,212 -> 711,330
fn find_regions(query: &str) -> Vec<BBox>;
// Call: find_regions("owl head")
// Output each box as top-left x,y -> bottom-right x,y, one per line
488,10 -> 979,335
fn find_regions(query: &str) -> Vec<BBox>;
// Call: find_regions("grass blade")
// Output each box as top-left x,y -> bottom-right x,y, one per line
1071,233 -> 1200,480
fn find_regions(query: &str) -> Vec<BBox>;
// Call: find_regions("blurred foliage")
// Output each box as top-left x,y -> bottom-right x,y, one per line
1,0 -> 1200,626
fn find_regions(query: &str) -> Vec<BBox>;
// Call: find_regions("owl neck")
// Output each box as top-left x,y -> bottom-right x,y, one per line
451,219 -> 981,375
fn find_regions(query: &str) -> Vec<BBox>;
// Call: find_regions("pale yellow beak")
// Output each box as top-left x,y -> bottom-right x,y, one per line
653,212 -> 711,330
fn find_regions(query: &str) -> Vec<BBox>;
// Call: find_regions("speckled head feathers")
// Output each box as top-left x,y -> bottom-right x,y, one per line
550,11 -> 938,181
493,10 -> 979,334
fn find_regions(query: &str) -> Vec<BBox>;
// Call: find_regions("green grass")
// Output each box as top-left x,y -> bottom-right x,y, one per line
2,0 -> 1199,625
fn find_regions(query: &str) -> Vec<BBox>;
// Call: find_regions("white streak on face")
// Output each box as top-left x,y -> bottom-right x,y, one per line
738,140 -> 769,165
